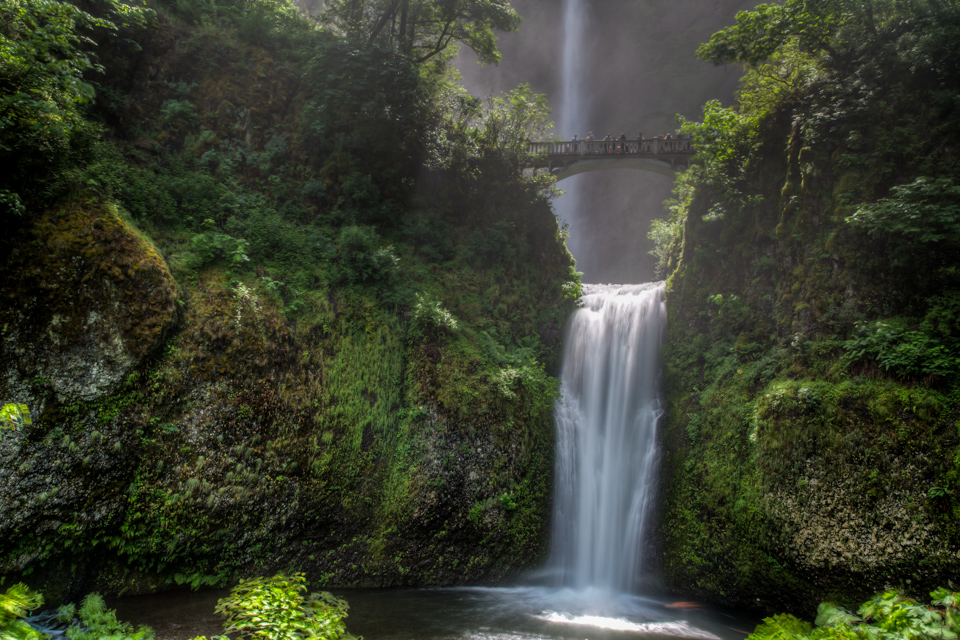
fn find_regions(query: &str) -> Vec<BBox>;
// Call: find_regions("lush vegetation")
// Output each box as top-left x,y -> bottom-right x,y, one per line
0,0 -> 575,602
0,583 -> 154,640
748,588 -> 960,640
651,0 -> 960,612
191,573 -> 356,640
1,574 -> 355,640
1,583 -> 45,640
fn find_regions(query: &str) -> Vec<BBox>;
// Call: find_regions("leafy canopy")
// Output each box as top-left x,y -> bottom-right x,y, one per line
0,0 -> 150,215
320,0 -> 520,64
846,177 -> 960,244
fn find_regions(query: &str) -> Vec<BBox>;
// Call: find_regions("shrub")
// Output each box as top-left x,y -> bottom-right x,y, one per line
412,292 -> 460,334
847,177 -> 960,245
160,99 -> 199,129
203,573 -> 356,640
0,583 -> 45,640
65,593 -> 154,640
748,588 -> 960,640
188,224 -> 250,271
844,318 -> 960,381
402,214 -> 455,263
334,225 -> 398,287
464,220 -> 518,266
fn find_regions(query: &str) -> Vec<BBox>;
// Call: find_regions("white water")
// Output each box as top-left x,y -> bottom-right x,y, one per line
554,0 -> 589,267
550,282 -> 667,592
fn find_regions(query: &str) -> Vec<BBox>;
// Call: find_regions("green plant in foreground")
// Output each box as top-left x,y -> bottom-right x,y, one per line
192,573 -> 357,640
65,593 -> 153,640
0,404 -> 32,432
0,583 -> 45,640
749,588 -> 960,640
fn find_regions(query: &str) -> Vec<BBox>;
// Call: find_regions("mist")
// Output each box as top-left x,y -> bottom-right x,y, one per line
456,0 -> 753,283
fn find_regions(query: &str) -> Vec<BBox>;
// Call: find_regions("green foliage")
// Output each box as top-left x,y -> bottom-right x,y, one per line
412,292 -> 460,334
844,320 -> 959,379
464,220 -> 518,266
302,41 -> 429,212
844,295 -> 960,380
814,603 -> 862,628
749,588 -> 960,640
696,1 -> 837,68
159,99 -> 199,130
748,613 -> 812,640
0,0 -> 150,212
212,574 -> 355,640
658,0 -> 960,613
320,0 -> 520,64
847,177 -> 960,244
678,101 -> 761,183
65,594 -> 154,640
0,0 -> 574,591
189,223 -> 251,272
402,213 -> 455,262
0,583 -> 44,640
334,225 -> 399,288
706,293 -> 751,332
648,215 -> 683,278
479,83 -> 553,160
0,404 -> 31,432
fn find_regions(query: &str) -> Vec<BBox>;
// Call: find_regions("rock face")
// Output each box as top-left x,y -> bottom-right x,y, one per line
0,4 -> 573,605
654,33 -> 960,608
0,195 -> 560,603
1,200 -> 178,406
0,200 -> 178,599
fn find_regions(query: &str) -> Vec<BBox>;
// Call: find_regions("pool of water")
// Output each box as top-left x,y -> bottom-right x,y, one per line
107,585 -> 760,640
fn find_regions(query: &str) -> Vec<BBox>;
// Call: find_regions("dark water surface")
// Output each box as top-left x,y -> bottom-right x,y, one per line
107,586 -> 760,640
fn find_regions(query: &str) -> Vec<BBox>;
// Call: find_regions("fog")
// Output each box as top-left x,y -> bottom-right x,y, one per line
456,0 -> 754,283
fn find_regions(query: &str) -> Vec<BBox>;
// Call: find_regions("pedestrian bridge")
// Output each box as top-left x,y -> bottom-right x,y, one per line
525,138 -> 694,180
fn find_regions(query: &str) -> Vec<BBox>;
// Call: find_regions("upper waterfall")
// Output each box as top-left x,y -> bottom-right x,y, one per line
553,0 -> 590,270
550,282 -> 666,592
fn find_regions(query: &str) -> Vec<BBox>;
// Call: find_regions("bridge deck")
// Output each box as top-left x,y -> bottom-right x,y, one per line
525,138 -> 694,179
527,138 -> 693,159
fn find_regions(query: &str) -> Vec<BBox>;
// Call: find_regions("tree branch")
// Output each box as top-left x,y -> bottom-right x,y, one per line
415,18 -> 452,63
367,0 -> 403,45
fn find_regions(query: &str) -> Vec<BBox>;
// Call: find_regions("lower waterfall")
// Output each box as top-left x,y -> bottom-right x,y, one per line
550,282 -> 667,592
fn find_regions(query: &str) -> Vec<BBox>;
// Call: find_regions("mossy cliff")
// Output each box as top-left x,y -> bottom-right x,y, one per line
0,0 -> 575,601
654,1 -> 960,614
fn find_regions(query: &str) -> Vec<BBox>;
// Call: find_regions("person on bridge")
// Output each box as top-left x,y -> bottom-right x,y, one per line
603,134 -> 612,153
619,133 -> 627,154
586,132 -> 595,142
569,134 -> 579,154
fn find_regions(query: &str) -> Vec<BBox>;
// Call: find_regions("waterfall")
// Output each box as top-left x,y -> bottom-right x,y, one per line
550,282 -> 666,592
554,0 -> 589,269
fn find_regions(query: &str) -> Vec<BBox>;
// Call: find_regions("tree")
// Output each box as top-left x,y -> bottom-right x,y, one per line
479,82 -> 552,158
320,0 -> 520,64
0,0 -> 150,216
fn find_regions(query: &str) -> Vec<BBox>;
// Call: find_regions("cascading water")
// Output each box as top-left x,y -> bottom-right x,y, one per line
550,282 -> 666,592
554,0 -> 589,268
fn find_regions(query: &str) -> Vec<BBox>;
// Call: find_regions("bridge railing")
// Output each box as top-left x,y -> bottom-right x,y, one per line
526,138 -> 694,157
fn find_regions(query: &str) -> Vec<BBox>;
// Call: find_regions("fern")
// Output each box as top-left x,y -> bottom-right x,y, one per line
0,584 -> 45,640
749,588 -> 960,640
749,614 -> 812,640
814,603 -> 861,628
